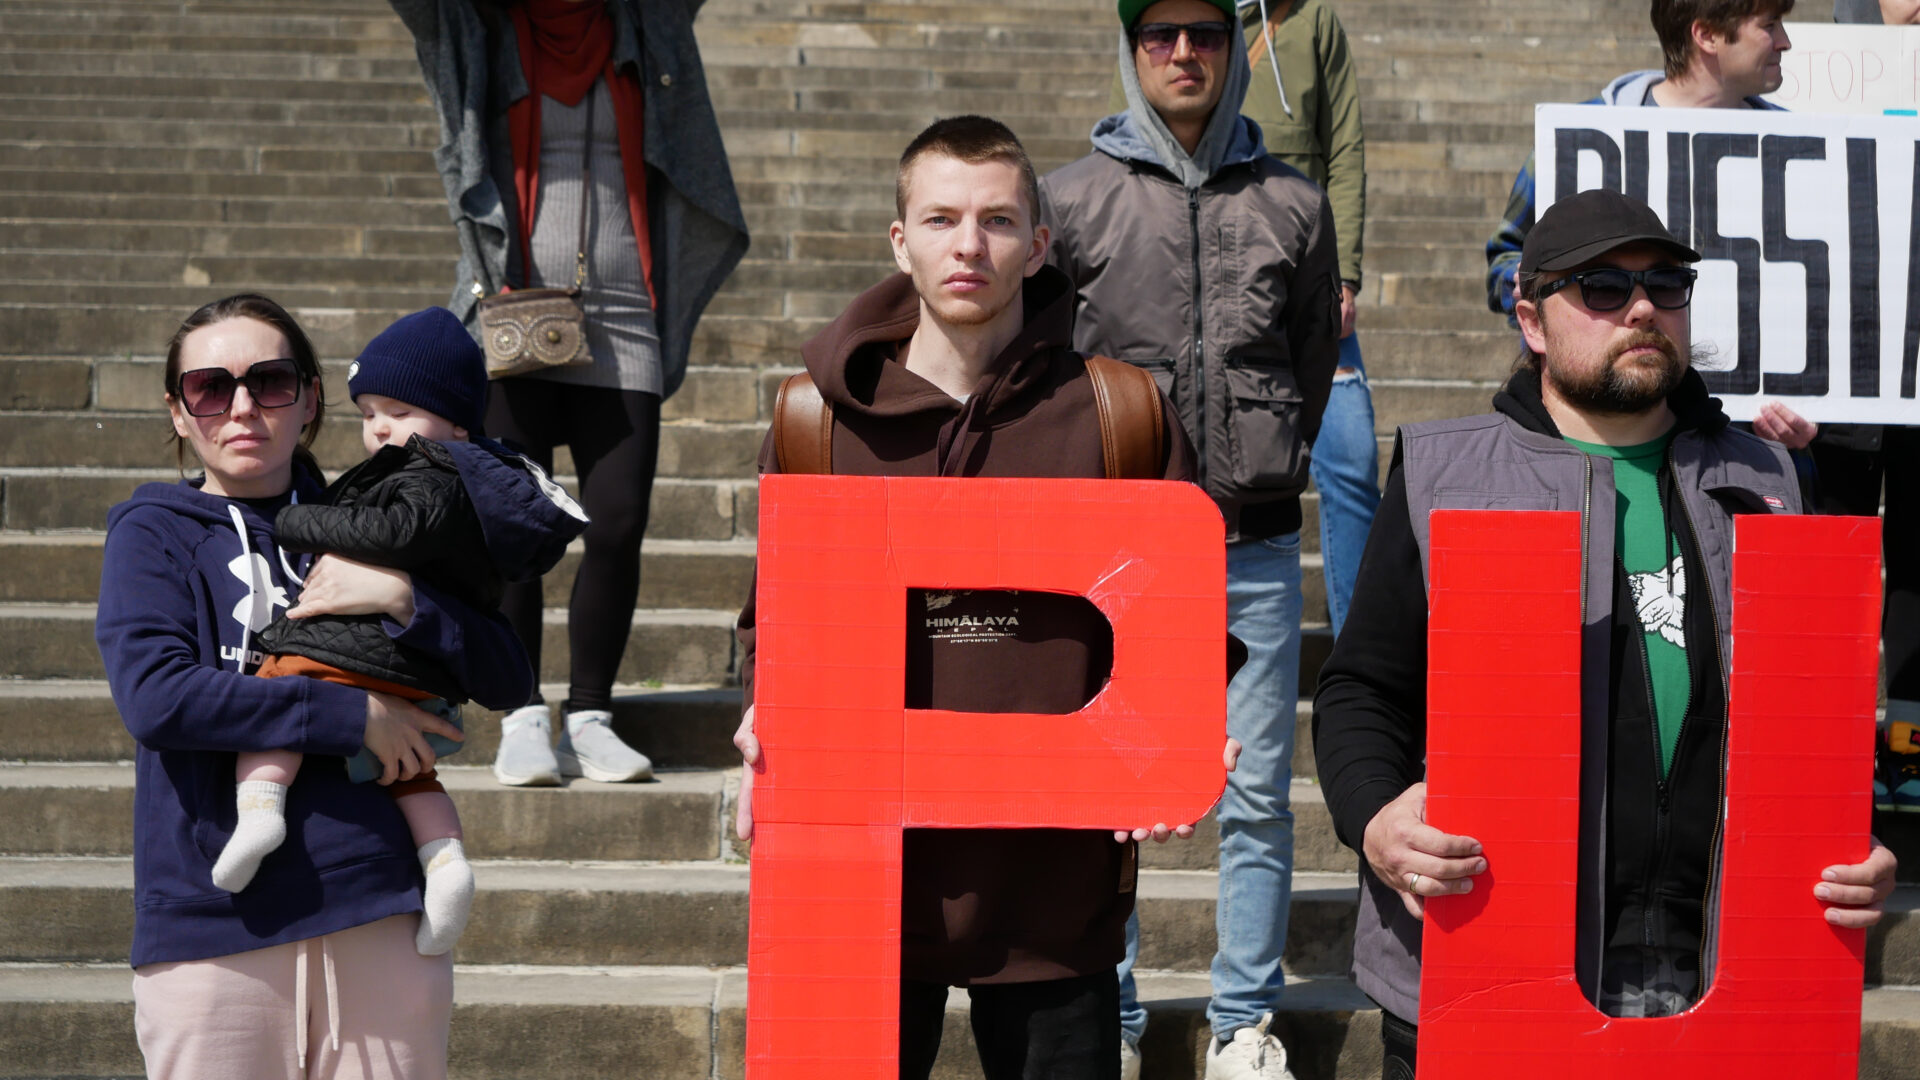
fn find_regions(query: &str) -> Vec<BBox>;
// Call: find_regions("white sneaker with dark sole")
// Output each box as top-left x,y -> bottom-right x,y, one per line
555,709 -> 654,782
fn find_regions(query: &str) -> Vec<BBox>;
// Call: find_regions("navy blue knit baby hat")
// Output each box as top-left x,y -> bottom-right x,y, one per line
347,307 -> 487,433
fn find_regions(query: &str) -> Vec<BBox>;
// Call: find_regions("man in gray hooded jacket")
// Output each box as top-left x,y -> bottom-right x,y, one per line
1040,2 -> 1340,1076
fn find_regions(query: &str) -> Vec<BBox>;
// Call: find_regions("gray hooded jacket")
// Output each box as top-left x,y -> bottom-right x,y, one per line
1041,27 -> 1341,541
386,0 -> 749,399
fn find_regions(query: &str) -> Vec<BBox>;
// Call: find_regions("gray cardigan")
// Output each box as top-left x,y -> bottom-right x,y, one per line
387,0 -> 749,399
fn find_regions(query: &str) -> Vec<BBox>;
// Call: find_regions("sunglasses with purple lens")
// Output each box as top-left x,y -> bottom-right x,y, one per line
176,358 -> 304,418
1133,21 -> 1231,57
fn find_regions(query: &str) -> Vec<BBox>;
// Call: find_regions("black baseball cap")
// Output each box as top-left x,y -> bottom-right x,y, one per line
1520,188 -> 1700,274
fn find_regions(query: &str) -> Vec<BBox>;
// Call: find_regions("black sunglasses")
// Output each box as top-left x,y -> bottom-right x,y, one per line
1133,21 -> 1232,57
1537,267 -> 1698,312
176,358 -> 304,418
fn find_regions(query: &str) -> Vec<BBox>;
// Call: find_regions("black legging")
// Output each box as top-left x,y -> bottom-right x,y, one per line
1811,427 -> 1918,705
484,379 -> 661,713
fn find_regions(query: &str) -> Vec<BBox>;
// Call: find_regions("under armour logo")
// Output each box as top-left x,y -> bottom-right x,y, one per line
227,551 -> 289,632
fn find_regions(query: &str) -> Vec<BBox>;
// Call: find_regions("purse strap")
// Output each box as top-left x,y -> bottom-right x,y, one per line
518,89 -> 591,294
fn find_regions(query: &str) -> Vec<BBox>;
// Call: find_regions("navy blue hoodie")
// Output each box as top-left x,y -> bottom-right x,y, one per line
95,466 -> 535,967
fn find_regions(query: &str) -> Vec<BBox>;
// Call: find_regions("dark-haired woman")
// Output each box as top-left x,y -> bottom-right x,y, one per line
94,295 -> 534,1079
387,0 -> 749,785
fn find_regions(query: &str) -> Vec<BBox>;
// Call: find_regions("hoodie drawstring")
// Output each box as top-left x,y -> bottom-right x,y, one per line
1252,0 -> 1293,118
293,933 -> 342,1070
935,378 -> 1001,477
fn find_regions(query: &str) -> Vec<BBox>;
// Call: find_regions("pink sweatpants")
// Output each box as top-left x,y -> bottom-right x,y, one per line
132,913 -> 452,1080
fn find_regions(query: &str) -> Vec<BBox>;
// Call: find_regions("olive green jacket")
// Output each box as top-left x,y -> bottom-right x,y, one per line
1110,0 -> 1365,286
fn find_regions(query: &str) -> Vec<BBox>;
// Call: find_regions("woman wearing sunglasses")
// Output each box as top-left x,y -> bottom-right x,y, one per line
93,294 -> 533,1079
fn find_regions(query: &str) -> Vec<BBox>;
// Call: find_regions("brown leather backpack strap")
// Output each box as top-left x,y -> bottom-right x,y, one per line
772,372 -> 833,475
1084,356 -> 1165,480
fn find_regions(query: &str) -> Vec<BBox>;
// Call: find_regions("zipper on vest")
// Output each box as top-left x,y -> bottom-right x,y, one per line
1188,187 -> 1207,492
1580,454 -> 1593,626
1669,443 -> 1731,994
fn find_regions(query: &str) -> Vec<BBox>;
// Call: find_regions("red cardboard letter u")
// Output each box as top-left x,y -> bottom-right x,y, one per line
1418,511 -> 1881,1077
748,475 -> 1229,1078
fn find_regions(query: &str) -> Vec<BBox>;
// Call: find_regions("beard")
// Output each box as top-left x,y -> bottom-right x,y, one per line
1548,330 -> 1685,415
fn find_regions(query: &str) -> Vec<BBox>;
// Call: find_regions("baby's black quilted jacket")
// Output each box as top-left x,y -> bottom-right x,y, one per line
255,434 -> 587,701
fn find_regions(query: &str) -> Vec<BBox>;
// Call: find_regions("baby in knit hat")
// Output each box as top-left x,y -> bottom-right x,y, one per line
211,307 -> 588,955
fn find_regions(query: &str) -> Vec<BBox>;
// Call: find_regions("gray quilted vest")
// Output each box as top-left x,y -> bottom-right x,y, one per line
1351,410 -> 1800,1023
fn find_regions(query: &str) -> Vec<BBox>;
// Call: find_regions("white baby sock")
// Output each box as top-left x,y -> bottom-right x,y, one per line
211,780 -> 288,893
415,837 -> 475,956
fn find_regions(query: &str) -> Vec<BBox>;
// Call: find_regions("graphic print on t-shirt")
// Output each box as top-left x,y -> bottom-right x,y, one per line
1629,554 -> 1687,649
921,591 -> 1022,645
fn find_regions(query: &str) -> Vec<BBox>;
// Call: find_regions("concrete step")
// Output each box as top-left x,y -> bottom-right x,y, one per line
9,855 -> 1916,988
0,764 -> 728,862
0,965 -> 1410,1080
0,531 -> 756,610
0,675 -> 1324,778
0,601 -> 739,684
0,410 -> 765,481
0,470 -> 755,541
0,679 -> 750,770
0,858 -> 1369,975
0,190 -> 450,228
0,763 -> 1351,872
1356,330 -> 1518,381
0,163 -> 446,200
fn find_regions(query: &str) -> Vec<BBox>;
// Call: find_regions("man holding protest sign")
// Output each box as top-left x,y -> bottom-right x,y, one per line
1315,189 -> 1897,1077
732,115 -> 1217,1080
1042,0 -> 1341,1075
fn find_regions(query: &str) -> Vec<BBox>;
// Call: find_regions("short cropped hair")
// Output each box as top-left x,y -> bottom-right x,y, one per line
1652,0 -> 1795,79
895,115 -> 1041,223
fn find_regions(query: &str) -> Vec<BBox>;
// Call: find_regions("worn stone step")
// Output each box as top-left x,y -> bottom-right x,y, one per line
0,163 -> 445,200
1,190 -> 449,228
1356,329 -> 1518,381
0,858 -> 1375,976
0,114 -> 434,151
0,530 -> 756,608
0,965 -> 1413,1080
0,468 -> 753,540
5,91 -> 435,126
0,601 -> 738,684
0,759 -> 1351,870
0,410 -> 765,482
0,764 -> 727,862
0,673 -> 1327,778
0,70 -> 428,106
0,49 -> 422,82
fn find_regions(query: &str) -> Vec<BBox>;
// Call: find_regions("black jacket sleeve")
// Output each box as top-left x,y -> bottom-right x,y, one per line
274,475 -> 462,571
1311,460 -> 1430,850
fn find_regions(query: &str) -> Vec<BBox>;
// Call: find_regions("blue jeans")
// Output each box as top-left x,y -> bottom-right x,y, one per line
1310,335 -> 1381,638
1118,533 -> 1303,1045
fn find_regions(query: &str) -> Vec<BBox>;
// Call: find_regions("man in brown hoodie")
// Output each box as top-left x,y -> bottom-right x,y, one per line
733,116 -> 1203,1079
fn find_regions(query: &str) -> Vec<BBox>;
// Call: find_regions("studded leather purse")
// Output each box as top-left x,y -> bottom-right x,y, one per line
479,95 -> 596,380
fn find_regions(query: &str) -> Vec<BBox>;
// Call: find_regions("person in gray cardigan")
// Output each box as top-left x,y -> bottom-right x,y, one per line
387,0 -> 749,786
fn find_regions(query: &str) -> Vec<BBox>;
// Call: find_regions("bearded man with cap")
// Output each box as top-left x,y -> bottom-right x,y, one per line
1312,190 -> 1897,1078
1040,2 -> 1340,1076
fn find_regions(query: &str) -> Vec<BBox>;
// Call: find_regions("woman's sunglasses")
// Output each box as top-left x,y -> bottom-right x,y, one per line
176,358 -> 305,418
1536,267 -> 1698,312
1133,21 -> 1232,58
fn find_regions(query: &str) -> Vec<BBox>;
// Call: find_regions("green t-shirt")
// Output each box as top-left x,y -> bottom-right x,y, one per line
1565,432 -> 1692,778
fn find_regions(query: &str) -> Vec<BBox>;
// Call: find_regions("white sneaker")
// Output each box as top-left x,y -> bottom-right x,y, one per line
492,705 -> 561,787
554,709 -> 654,782
1203,1013 -> 1295,1080
1120,1036 -> 1142,1080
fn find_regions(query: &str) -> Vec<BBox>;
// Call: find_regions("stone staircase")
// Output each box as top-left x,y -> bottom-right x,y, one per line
2,0 -> 1916,1077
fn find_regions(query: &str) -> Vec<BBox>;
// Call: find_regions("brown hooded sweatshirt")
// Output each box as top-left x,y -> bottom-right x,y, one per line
737,264 -> 1198,985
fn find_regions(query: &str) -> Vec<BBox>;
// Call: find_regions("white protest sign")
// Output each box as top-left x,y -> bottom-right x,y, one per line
1536,104 -> 1920,426
1765,23 -> 1920,115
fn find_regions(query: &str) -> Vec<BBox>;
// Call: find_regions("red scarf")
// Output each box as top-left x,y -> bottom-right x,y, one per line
508,0 -> 655,305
